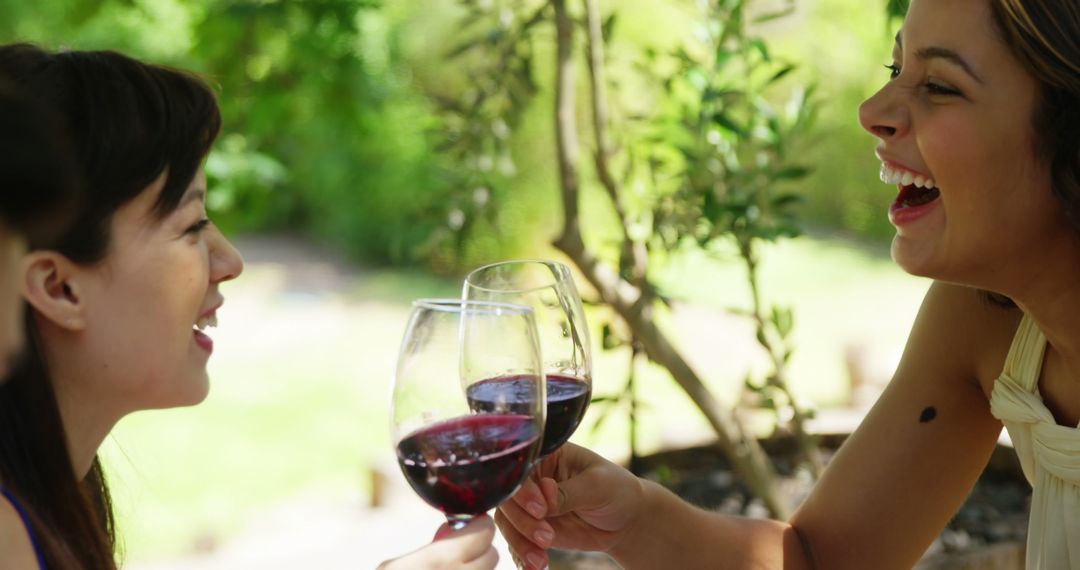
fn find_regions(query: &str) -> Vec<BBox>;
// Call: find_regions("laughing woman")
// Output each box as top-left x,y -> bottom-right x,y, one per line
495,1 -> 1080,569
0,44 -> 497,569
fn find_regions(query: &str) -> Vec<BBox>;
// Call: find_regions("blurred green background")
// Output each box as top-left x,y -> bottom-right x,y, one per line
1,0 -> 928,563
1,0 -> 900,265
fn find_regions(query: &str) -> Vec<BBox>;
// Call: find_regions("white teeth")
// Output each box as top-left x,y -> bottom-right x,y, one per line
879,163 -> 936,189
194,314 -> 218,332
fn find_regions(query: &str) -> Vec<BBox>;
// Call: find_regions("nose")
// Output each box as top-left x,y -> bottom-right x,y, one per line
208,226 -> 244,284
858,82 -> 908,141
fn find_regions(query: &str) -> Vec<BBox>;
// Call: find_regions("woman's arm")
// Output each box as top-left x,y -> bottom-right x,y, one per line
789,281 -> 1010,567
498,281 -> 1012,569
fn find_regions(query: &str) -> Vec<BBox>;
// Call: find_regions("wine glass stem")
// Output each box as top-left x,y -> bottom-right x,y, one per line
447,514 -> 474,531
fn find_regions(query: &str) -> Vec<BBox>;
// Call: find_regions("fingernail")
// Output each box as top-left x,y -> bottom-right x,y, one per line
533,529 -> 554,546
526,501 -> 545,518
526,552 -> 545,569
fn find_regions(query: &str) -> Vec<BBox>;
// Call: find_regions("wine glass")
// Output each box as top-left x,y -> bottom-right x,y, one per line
464,259 -> 592,457
391,299 -> 545,530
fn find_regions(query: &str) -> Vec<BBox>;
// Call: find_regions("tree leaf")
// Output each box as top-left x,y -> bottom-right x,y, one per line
774,166 -> 811,180
767,63 -> 796,86
753,7 -> 795,25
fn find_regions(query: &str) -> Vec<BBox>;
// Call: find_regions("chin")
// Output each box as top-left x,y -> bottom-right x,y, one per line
185,376 -> 212,406
890,236 -> 939,278
155,375 -> 211,409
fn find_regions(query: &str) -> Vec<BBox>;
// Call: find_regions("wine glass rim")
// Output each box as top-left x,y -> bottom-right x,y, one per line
412,298 -> 534,315
464,259 -> 572,294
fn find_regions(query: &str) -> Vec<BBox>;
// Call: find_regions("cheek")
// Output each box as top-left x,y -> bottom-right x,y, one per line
918,113 -> 977,177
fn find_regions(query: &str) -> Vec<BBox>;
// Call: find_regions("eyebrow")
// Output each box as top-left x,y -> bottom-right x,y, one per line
181,188 -> 206,207
895,33 -> 984,84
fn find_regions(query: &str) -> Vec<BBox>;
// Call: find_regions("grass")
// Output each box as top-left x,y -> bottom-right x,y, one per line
102,233 -> 929,562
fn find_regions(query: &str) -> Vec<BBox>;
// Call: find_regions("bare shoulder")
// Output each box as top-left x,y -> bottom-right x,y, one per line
912,281 -> 1021,398
0,490 -> 40,569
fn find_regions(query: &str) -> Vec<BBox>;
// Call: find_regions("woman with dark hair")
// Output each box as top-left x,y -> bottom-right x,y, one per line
497,0 -> 1080,568
0,44 -> 498,569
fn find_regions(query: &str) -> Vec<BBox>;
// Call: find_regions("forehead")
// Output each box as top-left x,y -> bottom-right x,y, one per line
111,171 -> 206,235
900,0 -> 1000,54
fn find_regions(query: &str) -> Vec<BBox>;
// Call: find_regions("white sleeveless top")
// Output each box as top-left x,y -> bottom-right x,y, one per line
989,313 -> 1080,569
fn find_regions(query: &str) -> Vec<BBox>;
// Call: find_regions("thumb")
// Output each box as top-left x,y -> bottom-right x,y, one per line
547,474 -> 596,517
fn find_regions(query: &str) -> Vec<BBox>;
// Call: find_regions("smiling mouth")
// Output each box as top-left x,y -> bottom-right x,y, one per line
194,314 -> 218,332
896,184 -> 941,208
880,164 -> 941,208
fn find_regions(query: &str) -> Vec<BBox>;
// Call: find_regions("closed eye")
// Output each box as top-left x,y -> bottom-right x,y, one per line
186,219 -> 211,235
884,64 -> 963,97
925,81 -> 961,96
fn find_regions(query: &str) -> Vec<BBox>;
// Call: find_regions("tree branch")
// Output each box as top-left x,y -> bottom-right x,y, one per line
551,0 -> 790,519
582,0 -> 648,286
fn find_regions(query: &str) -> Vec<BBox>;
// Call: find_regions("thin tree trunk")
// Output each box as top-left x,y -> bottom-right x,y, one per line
549,0 -> 791,519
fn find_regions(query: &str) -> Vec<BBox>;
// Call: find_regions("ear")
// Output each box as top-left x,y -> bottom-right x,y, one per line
20,251 -> 87,331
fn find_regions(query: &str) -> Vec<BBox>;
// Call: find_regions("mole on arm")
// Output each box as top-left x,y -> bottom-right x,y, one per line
919,406 -> 937,423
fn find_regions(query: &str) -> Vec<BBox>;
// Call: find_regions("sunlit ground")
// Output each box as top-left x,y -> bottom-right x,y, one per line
105,232 -> 929,565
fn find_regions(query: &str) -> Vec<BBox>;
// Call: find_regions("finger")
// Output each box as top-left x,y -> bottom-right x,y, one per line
549,467 -> 606,517
462,545 -> 499,570
495,507 -> 553,570
432,522 -> 454,541
522,547 -> 550,570
539,477 -> 559,513
495,505 -> 545,558
498,496 -> 554,549
437,515 -> 496,561
508,475 -> 549,519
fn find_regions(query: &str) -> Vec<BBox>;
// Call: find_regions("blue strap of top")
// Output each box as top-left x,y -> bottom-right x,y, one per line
1,486 -> 47,569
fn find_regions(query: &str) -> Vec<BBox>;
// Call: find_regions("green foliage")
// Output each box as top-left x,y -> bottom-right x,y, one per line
887,0 -> 910,21
410,0 -> 553,270
189,1 -> 445,262
0,0 -> 444,264
643,0 -> 815,254
0,0 -> 915,265
762,0 -> 900,242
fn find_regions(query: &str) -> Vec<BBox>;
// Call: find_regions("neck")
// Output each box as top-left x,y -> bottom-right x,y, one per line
55,387 -> 119,479
1003,238 -> 1080,376
38,327 -> 123,479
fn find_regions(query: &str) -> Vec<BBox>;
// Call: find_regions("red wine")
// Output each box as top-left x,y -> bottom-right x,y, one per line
397,414 -> 540,516
467,373 -> 591,456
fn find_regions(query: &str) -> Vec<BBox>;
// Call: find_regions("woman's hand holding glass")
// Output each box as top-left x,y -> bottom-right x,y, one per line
493,442 -> 648,570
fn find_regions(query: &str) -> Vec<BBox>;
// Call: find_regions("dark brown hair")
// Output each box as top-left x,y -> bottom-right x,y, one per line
991,0 -> 1080,234
0,76 -> 79,246
0,43 -> 221,569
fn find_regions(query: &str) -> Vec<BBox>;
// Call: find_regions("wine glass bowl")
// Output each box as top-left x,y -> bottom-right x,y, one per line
464,260 -> 592,457
391,299 -> 545,529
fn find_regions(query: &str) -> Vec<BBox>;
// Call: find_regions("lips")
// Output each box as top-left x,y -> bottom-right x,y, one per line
193,328 -> 214,353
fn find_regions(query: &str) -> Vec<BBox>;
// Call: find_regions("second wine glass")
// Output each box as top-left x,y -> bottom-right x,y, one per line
464,259 -> 592,457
